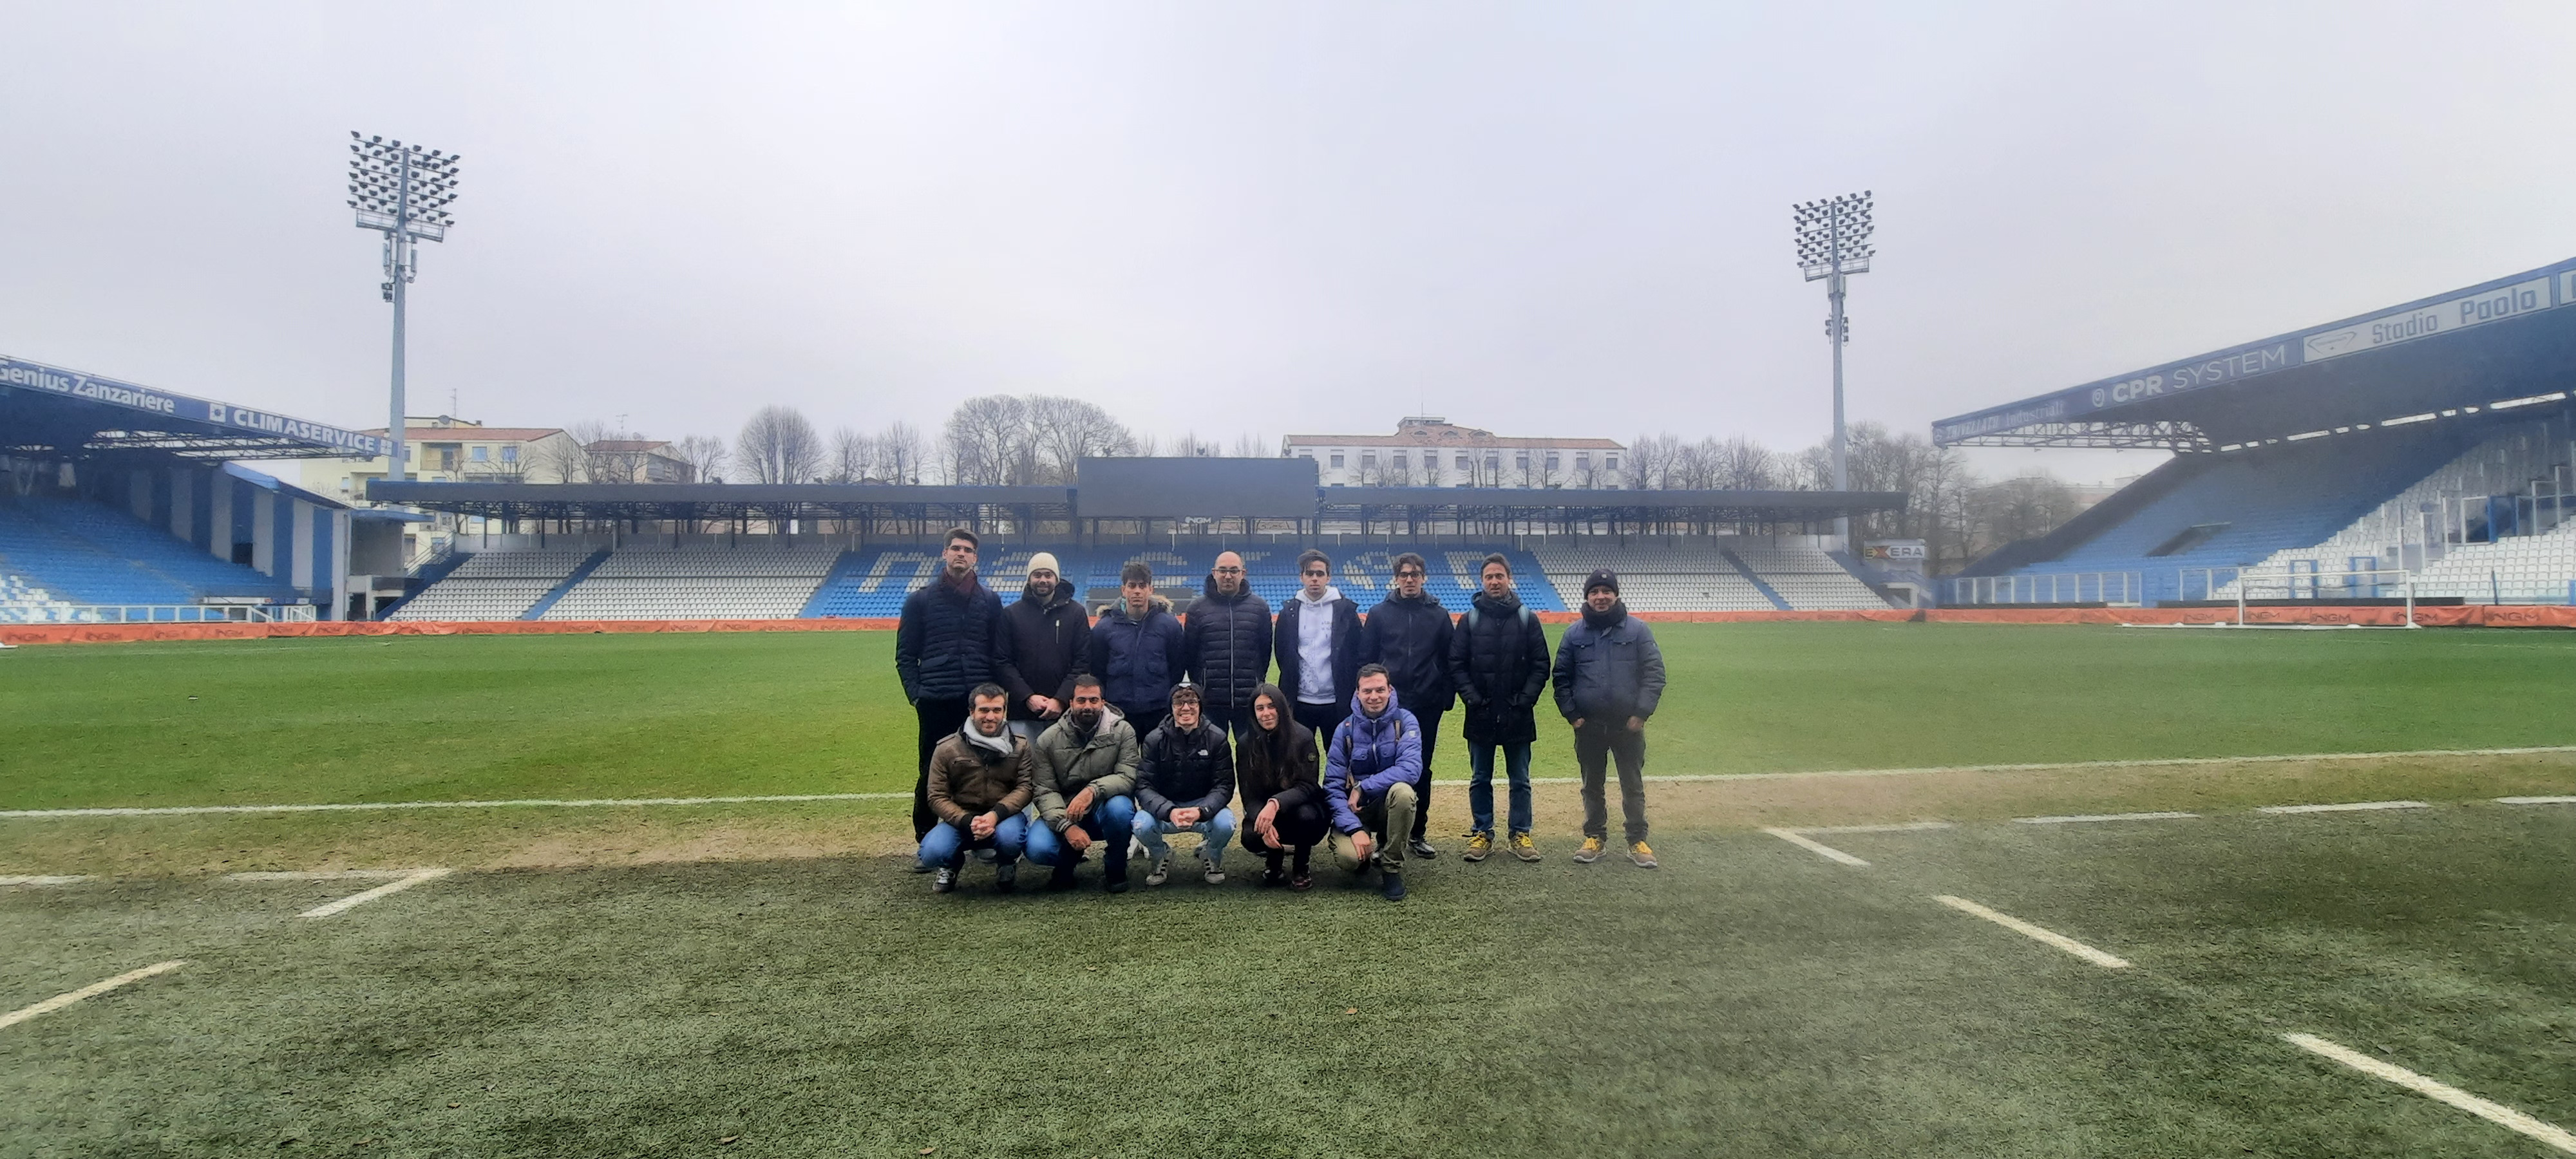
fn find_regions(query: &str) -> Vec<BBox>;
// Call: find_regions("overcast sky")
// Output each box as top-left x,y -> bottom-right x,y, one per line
9,2 -> 2576,485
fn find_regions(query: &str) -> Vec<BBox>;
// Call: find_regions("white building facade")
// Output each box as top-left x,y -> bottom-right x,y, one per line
1282,417 -> 1627,489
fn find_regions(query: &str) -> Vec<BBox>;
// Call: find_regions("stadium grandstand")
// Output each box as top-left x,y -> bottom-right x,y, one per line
1938,257 -> 2576,608
363,455 -> 1908,620
1,355 -> 413,624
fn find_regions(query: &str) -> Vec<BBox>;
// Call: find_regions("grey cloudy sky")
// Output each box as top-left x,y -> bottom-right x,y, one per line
8,2 -> 2576,484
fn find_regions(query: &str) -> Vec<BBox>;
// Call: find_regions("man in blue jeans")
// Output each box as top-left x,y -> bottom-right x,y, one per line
918,684 -> 1035,893
1448,553 -> 1550,863
1132,682 -> 1237,886
1022,675 -> 1142,893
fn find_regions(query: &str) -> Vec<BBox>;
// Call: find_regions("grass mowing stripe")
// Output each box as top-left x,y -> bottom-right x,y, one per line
2255,800 -> 2432,814
225,870 -> 421,881
1761,827 -> 1870,866
2498,796 -> 2576,805
0,961 -> 185,1031
1785,822 -> 1956,834
2015,811 -> 2200,824
0,875 -> 92,885
0,793 -> 910,819
299,868 -> 452,919
1932,895 -> 2131,968
2282,1033 -> 2576,1154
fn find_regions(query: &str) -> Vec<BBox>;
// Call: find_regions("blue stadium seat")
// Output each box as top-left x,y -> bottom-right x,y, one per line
801,543 -> 1566,616
0,497 -> 293,607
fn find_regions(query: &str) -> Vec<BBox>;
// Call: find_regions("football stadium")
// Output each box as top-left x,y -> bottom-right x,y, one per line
5,250 -> 2576,1156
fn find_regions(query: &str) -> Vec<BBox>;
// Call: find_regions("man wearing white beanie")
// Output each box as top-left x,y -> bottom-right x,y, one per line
995,551 -> 1092,744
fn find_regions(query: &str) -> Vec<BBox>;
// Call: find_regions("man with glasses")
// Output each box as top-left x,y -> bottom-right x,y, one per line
1182,550 -> 1271,742
896,527 -> 1005,843
1274,548 -> 1361,740
1358,551 -> 1455,860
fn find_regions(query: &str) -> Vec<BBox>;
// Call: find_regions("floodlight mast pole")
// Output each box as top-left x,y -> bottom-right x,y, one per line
350,133 -> 460,485
1795,191 -> 1873,545
386,149 -> 412,483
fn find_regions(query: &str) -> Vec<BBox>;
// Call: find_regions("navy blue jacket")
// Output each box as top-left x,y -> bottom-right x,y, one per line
1551,602 -> 1667,724
894,574 -> 1005,703
1358,590 -> 1457,714
1088,598 -> 1188,714
1182,576 -> 1273,710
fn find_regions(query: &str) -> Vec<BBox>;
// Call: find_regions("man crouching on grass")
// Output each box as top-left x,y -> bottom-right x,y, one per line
1325,664 -> 1421,902
919,684 -> 1035,894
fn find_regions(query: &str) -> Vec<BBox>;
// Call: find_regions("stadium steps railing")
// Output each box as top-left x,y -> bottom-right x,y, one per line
520,549 -> 616,620
1715,545 -> 1791,610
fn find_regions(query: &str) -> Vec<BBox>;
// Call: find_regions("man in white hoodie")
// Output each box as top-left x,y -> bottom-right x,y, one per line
1272,549 -> 1363,741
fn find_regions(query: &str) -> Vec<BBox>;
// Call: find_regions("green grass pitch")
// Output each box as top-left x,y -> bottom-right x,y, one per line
3,623 -> 2575,1156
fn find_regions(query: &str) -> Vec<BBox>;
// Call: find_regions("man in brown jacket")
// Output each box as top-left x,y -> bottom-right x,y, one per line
919,683 -> 1036,894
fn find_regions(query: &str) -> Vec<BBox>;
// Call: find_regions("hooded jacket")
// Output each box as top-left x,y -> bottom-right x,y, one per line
996,578 -> 1092,721
1449,588 -> 1551,746
894,572 -> 1005,703
1182,576 -> 1273,710
1135,715 -> 1236,822
1551,600 -> 1667,724
1087,596 -> 1188,713
1028,705 -> 1141,833
1324,686 -> 1423,834
1358,590 -> 1457,714
924,724 -> 1036,827
1273,585 -> 1361,706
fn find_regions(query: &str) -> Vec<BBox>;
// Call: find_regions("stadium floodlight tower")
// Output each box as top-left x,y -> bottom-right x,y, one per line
348,132 -> 460,483
1794,190 -> 1873,543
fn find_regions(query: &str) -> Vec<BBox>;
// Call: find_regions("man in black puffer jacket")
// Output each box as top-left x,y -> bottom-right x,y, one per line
1448,552 -> 1550,863
1183,550 -> 1271,742
1358,551 -> 1455,858
994,552 -> 1090,742
895,527 -> 1006,840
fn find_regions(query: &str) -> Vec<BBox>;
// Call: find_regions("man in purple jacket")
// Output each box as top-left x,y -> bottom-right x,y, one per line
1324,664 -> 1421,902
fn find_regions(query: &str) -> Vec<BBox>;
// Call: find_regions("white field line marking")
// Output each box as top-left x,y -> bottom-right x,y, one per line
2256,800 -> 2430,815
0,961 -> 185,1031
2283,1033 -> 2576,1154
0,874 -> 93,885
225,869 -> 419,881
1933,895 -> 2130,968
2499,796 -> 2576,805
2016,811 -> 2200,825
1785,821 -> 1955,834
7,743 -> 2570,820
299,868 -> 451,918
1761,827 -> 1870,867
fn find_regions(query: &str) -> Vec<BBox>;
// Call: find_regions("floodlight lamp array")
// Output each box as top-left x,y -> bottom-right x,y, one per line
348,131 -> 461,240
1792,190 -> 1873,281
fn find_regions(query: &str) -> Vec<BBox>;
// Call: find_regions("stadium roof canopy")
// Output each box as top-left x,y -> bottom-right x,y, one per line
1,355 -> 390,460
368,479 -> 1904,525
1933,257 -> 2576,451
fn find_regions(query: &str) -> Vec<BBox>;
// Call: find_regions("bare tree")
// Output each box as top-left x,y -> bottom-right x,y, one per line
1027,397 -> 1136,484
825,426 -> 871,484
1229,431 -> 1269,458
1711,435 -> 1778,490
531,430 -> 589,484
943,395 -> 1037,485
671,435 -> 729,484
1626,432 -> 1681,490
736,405 -> 822,484
877,421 -> 927,484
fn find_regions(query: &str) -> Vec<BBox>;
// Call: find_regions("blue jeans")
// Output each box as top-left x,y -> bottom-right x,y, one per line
1023,795 -> 1137,878
916,813 -> 1028,869
1132,807 -> 1236,869
1466,740 -> 1533,835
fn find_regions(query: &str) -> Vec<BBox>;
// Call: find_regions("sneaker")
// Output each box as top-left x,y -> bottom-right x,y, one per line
1461,832 -> 1493,862
1574,836 -> 1606,863
1145,853 -> 1171,887
1510,831 -> 1541,862
931,867 -> 958,893
1289,872 -> 1313,892
1628,841 -> 1658,869
994,862 -> 1018,892
1200,851 -> 1226,885
909,861 -> 936,874
1046,864 -> 1077,892
1260,868 -> 1285,888
1104,876 -> 1130,894
1380,872 -> 1407,901
1408,838 -> 1439,859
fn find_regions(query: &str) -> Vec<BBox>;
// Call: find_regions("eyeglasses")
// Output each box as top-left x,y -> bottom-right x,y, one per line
1215,567 -> 1243,574
1302,569 -> 1328,577
1395,569 -> 1425,578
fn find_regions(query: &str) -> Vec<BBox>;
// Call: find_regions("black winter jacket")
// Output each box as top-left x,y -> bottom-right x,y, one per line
1182,578 -> 1273,710
1273,590 -> 1362,706
1358,590 -> 1457,714
1551,601 -> 1667,724
995,578 -> 1091,721
1135,718 -> 1236,822
894,574 -> 1005,703
1449,589 -> 1550,745
1236,718 -> 1321,818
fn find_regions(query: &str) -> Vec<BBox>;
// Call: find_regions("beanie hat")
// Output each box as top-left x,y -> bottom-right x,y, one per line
1027,551 -> 1061,578
1584,568 -> 1620,595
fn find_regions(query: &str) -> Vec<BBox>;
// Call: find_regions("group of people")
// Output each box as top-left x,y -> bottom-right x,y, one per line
893,527 -> 1668,901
